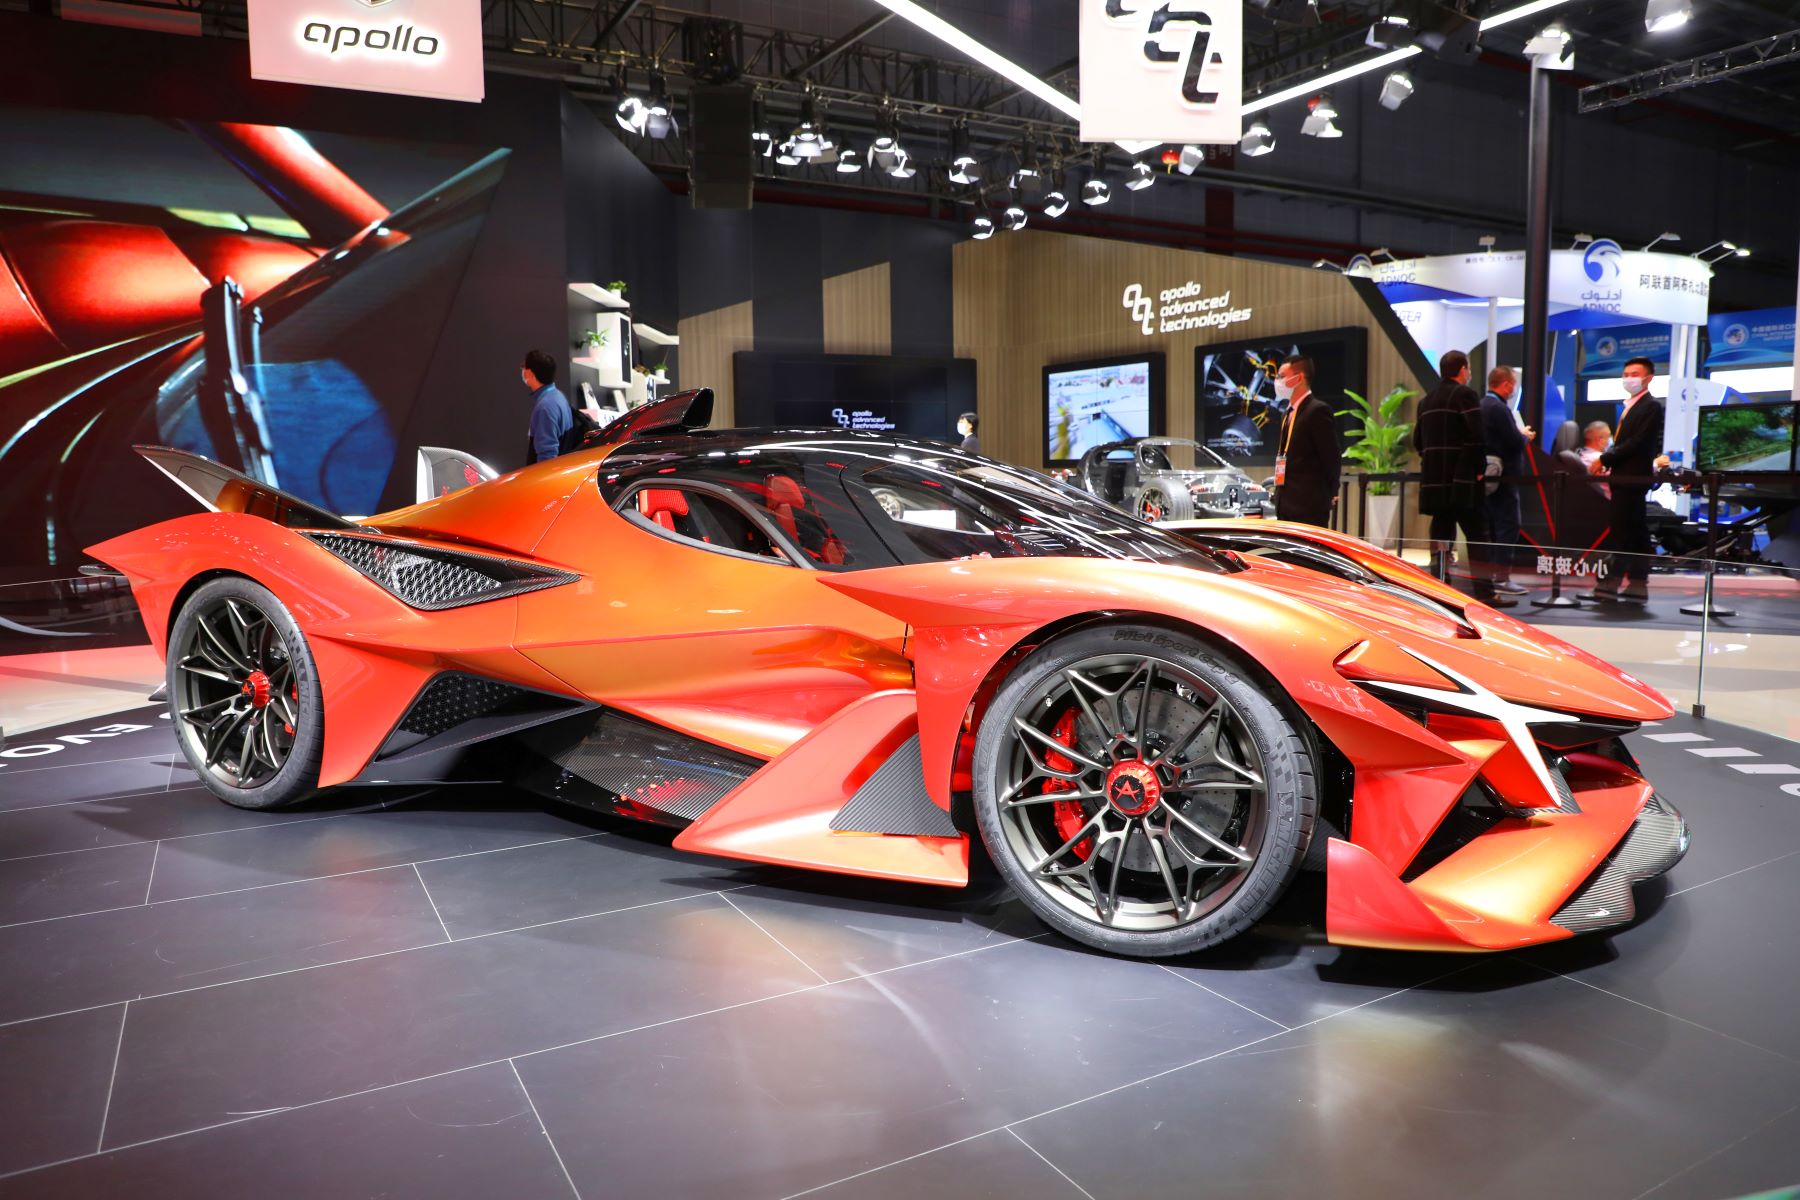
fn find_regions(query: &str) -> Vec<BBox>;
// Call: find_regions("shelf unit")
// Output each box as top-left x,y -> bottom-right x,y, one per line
568,282 -> 678,404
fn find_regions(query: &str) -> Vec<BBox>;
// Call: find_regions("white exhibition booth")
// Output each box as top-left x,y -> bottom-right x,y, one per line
1348,240 -> 1719,464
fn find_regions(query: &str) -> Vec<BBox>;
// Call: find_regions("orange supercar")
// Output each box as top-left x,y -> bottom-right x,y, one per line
88,389 -> 1687,957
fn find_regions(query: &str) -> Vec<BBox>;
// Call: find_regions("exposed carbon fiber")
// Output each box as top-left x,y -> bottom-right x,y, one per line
1545,761 -> 1582,815
399,674 -> 531,739
306,533 -> 576,610
829,735 -> 958,837
1551,792 -> 1689,933
550,711 -> 761,823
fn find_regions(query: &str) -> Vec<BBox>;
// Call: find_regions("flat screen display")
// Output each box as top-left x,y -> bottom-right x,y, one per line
1194,328 -> 1367,468
732,353 -> 977,441
1696,403 -> 1797,473
1043,354 -> 1164,464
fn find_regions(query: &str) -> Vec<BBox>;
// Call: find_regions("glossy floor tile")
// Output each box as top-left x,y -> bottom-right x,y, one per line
0,700 -> 1795,1198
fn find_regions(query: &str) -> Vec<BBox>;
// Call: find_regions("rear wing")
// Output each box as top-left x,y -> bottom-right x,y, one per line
416,446 -> 500,503
134,445 -> 360,530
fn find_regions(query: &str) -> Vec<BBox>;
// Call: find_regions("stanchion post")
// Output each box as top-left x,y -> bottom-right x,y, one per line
1692,558 -> 1712,719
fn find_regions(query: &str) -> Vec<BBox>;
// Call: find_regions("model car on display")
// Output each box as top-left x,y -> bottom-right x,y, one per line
88,390 -> 1688,957
1079,436 -> 1273,523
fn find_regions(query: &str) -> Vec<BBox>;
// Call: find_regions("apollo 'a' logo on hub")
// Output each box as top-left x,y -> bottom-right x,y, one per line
301,18 -> 441,56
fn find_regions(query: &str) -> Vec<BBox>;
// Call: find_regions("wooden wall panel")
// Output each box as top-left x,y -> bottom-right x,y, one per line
675,300 -> 754,426
822,263 -> 891,355
953,230 -> 1424,471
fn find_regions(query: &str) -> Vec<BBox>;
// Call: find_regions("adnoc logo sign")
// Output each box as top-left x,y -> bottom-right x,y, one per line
1582,238 -> 1624,282
249,0 -> 484,102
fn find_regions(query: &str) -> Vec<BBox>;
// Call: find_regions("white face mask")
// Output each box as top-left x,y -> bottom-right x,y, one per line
1622,375 -> 1648,396
1273,377 -> 1296,402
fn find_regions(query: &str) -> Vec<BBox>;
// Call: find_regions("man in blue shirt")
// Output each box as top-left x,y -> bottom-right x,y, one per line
523,349 -> 571,465
1480,365 -> 1532,594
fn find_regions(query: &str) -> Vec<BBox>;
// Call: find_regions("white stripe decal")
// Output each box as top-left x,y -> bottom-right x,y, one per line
1643,732 -> 1712,743
1729,763 -> 1800,775
1685,747 -> 1760,758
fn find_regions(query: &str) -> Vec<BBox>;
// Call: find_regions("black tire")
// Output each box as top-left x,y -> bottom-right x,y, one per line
972,623 -> 1317,957
1138,487 -> 1186,524
166,577 -> 324,810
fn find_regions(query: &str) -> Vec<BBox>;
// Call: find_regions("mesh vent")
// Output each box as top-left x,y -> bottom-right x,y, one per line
399,675 -> 531,739
1551,792 -> 1689,933
307,533 -> 575,610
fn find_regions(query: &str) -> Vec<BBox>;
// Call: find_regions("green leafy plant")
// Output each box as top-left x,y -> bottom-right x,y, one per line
1337,384 -> 1415,496
575,328 -> 610,351
652,361 -> 669,376
606,280 -> 628,295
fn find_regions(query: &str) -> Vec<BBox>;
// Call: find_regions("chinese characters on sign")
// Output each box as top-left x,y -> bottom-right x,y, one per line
1536,555 -> 1609,579
1080,0 -> 1241,143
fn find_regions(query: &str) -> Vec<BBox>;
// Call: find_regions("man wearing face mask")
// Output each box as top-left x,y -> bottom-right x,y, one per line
1590,356 -> 1664,602
1271,354 -> 1340,528
1417,349 -> 1508,606
1481,366 -> 1533,594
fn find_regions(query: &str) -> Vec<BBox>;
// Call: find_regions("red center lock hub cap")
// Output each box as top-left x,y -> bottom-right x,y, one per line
242,670 -> 272,709
1105,760 -> 1162,818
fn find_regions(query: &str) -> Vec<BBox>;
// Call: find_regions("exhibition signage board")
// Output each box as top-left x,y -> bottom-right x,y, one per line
1706,308 -> 1797,368
248,0 -> 484,103
1080,0 -> 1241,144
1580,324 -> 1672,376
1353,242 -> 1712,328
1121,280 -> 1253,337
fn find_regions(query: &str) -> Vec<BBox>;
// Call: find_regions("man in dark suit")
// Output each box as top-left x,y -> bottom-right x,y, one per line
1480,365 -> 1532,594
1591,356 -> 1665,603
1272,354 -> 1340,528
1416,349 -> 1507,606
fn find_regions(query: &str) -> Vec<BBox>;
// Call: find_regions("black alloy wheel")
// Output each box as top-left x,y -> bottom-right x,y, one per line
168,577 -> 324,809
1138,488 -> 1169,523
973,624 -> 1317,957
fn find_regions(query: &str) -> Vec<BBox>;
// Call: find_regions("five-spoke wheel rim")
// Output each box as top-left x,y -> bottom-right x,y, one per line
995,653 -> 1268,933
1140,491 -> 1165,522
171,595 -> 299,789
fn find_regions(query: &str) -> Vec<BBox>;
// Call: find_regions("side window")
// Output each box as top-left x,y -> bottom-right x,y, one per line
627,485 -> 790,564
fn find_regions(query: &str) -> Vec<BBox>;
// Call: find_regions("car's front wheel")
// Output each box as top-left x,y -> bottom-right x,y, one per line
973,624 -> 1317,957
167,577 -> 324,810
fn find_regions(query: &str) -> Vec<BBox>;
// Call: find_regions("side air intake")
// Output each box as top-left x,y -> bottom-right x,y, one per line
306,532 -> 576,610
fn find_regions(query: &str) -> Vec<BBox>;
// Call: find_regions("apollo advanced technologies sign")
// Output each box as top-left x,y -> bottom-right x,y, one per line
1080,0 -> 1242,144
248,0 -> 484,102
1123,281 -> 1253,336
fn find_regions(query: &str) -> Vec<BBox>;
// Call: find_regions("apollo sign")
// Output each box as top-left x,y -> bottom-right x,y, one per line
1122,280 -> 1254,336
1080,0 -> 1242,144
249,0 -> 484,102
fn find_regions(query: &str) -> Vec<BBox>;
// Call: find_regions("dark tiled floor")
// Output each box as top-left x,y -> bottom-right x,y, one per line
1,707 -> 1797,1198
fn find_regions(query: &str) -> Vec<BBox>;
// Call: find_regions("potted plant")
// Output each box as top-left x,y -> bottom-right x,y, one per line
575,328 -> 610,353
1338,384 -> 1415,550
606,280 -> 628,297
651,361 -> 670,380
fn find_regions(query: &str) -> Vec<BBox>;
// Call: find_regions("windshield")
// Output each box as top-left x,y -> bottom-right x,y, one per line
832,445 -> 1232,572
600,435 -> 1236,574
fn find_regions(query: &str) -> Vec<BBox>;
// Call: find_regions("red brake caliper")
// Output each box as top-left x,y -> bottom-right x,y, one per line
1043,710 -> 1095,861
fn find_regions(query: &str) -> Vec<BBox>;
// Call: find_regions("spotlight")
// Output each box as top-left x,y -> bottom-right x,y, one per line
1311,258 -> 1342,271
1568,232 -> 1594,249
1239,120 -> 1276,157
836,143 -> 863,174
751,95 -> 774,158
1042,170 -> 1069,218
1082,177 -> 1112,206
1002,205 -> 1028,232
1694,239 -> 1736,256
1378,70 -> 1414,110
971,212 -> 995,240
1643,231 -> 1680,250
1524,22 -> 1573,69
948,123 -> 981,185
1176,144 -> 1204,175
1366,14 -> 1414,49
870,105 -> 908,174
643,73 -> 676,140
774,139 -> 802,167
1645,0 -> 1691,32
1478,234 -> 1497,251
887,146 -> 917,180
1126,159 -> 1155,190
615,95 -> 647,134
1013,138 -> 1041,184
791,94 -> 832,156
1371,247 -> 1397,261
1301,92 -> 1342,138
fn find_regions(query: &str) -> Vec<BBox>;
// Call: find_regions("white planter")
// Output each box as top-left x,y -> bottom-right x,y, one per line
1363,491 -> 1400,550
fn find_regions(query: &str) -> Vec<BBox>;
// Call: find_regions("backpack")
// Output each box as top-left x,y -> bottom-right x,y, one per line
558,391 -> 602,455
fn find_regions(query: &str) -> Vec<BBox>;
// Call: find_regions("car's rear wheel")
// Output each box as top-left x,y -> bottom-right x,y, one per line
973,624 -> 1317,957
167,577 -> 323,810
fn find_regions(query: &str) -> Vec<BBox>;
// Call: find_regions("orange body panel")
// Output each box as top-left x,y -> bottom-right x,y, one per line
673,690 -> 968,886
88,446 -> 1681,953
